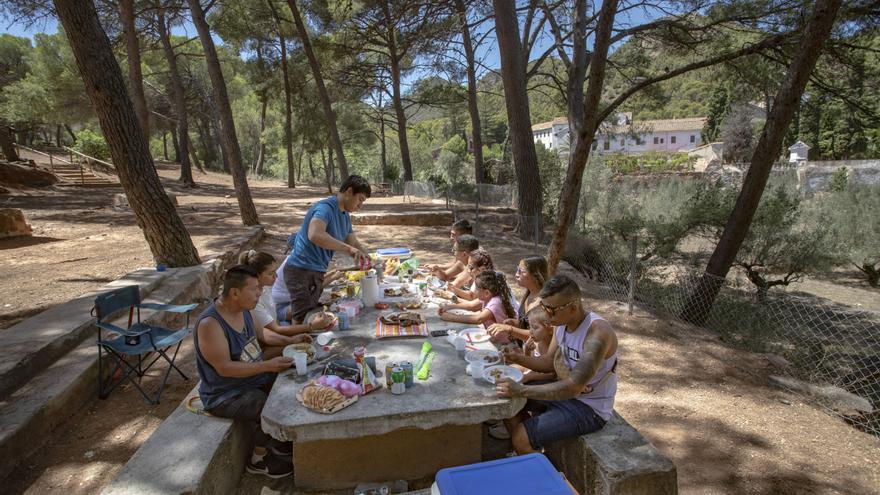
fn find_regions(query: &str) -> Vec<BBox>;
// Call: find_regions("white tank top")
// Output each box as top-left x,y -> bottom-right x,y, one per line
554,312 -> 618,421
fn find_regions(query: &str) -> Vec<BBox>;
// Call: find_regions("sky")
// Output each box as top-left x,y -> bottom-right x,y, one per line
1,6 -> 653,92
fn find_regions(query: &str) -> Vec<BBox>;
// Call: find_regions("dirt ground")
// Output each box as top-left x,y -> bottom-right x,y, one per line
2,161 -> 879,494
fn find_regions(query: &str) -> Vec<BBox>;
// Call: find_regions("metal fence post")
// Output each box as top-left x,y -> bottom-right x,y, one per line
627,235 -> 637,315
534,216 -> 539,251
475,193 -> 480,236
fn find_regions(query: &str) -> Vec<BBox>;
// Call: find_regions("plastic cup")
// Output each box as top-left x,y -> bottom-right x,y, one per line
471,359 -> 486,381
316,331 -> 334,346
292,351 -> 308,376
453,336 -> 466,359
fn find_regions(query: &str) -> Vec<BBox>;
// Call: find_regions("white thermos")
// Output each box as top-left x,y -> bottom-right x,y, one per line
361,270 -> 379,306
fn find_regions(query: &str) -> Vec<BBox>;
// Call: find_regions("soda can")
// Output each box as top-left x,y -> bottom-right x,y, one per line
391,366 -> 406,395
385,361 -> 399,388
400,361 -> 414,388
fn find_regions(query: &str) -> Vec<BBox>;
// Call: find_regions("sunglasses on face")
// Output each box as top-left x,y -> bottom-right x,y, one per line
541,299 -> 577,316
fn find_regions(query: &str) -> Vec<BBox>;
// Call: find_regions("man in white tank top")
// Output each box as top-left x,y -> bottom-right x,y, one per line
497,275 -> 618,454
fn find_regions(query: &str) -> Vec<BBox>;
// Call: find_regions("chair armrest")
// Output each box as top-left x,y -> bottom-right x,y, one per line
96,321 -> 151,337
140,302 -> 198,313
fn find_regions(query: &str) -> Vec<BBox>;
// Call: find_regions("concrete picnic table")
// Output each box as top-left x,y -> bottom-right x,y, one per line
260,298 -> 526,490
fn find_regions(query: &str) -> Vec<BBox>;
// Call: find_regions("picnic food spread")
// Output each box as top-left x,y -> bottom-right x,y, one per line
299,381 -> 346,413
383,286 -> 413,297
379,311 -> 424,327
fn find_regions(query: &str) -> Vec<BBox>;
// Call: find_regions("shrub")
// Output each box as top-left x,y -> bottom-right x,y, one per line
73,129 -> 110,160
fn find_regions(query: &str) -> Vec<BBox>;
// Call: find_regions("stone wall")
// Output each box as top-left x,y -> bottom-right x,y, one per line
797,160 -> 880,193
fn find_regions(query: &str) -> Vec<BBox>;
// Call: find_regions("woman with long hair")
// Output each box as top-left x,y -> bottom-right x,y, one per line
487,255 -> 548,343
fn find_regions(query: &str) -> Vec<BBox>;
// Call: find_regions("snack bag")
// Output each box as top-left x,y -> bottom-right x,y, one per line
398,256 -> 419,277
353,346 -> 378,395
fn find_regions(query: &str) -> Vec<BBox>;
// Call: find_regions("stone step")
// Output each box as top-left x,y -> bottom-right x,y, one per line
0,269 -> 173,399
0,226 -> 264,483
0,265 -> 216,482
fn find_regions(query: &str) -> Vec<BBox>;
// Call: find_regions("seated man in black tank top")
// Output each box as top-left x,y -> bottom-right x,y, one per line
194,265 -> 298,478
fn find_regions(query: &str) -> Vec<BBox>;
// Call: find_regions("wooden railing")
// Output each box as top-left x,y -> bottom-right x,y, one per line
14,143 -> 91,184
63,146 -> 115,176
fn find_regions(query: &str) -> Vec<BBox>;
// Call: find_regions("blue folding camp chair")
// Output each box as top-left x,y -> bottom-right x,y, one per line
92,285 -> 197,404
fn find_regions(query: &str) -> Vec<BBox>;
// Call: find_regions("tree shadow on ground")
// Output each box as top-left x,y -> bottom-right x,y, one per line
0,236 -> 65,250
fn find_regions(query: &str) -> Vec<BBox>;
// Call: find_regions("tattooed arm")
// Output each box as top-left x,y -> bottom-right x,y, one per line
496,320 -> 615,401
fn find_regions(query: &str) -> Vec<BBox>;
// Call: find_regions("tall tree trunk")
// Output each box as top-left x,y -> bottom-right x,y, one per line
560,0 -> 588,227
454,0 -> 484,184
170,124 -> 181,163
118,0 -> 150,143
187,0 -> 260,225
279,33 -> 295,188
0,125 -> 19,161
187,133 -> 205,173
382,0 -> 413,182
379,112 -> 387,183
196,115 -> 217,167
162,129 -> 168,160
156,9 -> 195,187
55,124 -> 62,146
546,0 -> 618,274
295,138 -> 304,183
285,0 -> 348,178
308,152 -> 316,179
255,96 -> 268,175
254,39 -> 267,176
321,147 -> 333,193
54,0 -> 199,266
64,124 -> 77,143
492,0 -> 544,240
680,0 -> 843,325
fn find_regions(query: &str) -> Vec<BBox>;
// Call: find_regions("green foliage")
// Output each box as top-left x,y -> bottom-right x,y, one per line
535,142 -> 563,218
0,32 -> 92,126
602,152 -> 696,174
73,129 -> 109,159
803,186 -> 880,286
829,166 -> 848,192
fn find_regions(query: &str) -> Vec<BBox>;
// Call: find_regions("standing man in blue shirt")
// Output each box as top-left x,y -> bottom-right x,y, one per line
284,175 -> 371,323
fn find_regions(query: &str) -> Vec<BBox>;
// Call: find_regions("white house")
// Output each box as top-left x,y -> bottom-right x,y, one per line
532,116 -> 706,154
788,140 -> 810,162
531,117 -> 570,151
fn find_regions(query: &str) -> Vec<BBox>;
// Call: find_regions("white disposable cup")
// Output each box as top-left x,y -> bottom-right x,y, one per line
454,336 -> 467,358
316,331 -> 334,346
344,305 -> 357,318
472,360 -> 486,380
292,351 -> 308,375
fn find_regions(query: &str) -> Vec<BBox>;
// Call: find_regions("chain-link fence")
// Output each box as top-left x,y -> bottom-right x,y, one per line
559,233 -> 880,438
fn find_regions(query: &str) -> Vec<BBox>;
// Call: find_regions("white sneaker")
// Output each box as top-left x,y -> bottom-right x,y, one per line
488,422 -> 511,440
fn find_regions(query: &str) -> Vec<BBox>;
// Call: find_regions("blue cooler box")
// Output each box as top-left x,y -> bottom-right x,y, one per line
434,453 -> 574,495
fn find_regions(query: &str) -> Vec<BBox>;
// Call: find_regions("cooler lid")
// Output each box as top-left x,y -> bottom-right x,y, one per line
435,453 -> 572,495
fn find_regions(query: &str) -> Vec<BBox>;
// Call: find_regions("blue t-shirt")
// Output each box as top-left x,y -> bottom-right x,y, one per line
287,195 -> 352,272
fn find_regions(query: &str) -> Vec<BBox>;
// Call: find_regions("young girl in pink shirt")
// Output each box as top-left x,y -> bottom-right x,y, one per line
439,271 -> 516,342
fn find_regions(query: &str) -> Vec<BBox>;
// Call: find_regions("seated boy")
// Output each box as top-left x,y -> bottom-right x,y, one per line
433,234 -> 479,284
430,219 -> 473,275
194,265 -> 296,478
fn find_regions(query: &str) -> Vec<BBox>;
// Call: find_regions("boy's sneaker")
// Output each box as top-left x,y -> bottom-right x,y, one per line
488,422 -> 511,440
267,439 -> 293,457
246,452 -> 293,479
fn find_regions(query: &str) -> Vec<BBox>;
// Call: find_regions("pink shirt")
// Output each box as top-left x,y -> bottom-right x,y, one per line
483,296 -> 511,344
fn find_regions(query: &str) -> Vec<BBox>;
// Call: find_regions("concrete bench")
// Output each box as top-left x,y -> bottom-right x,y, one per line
101,386 -> 250,495
545,412 -> 677,495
